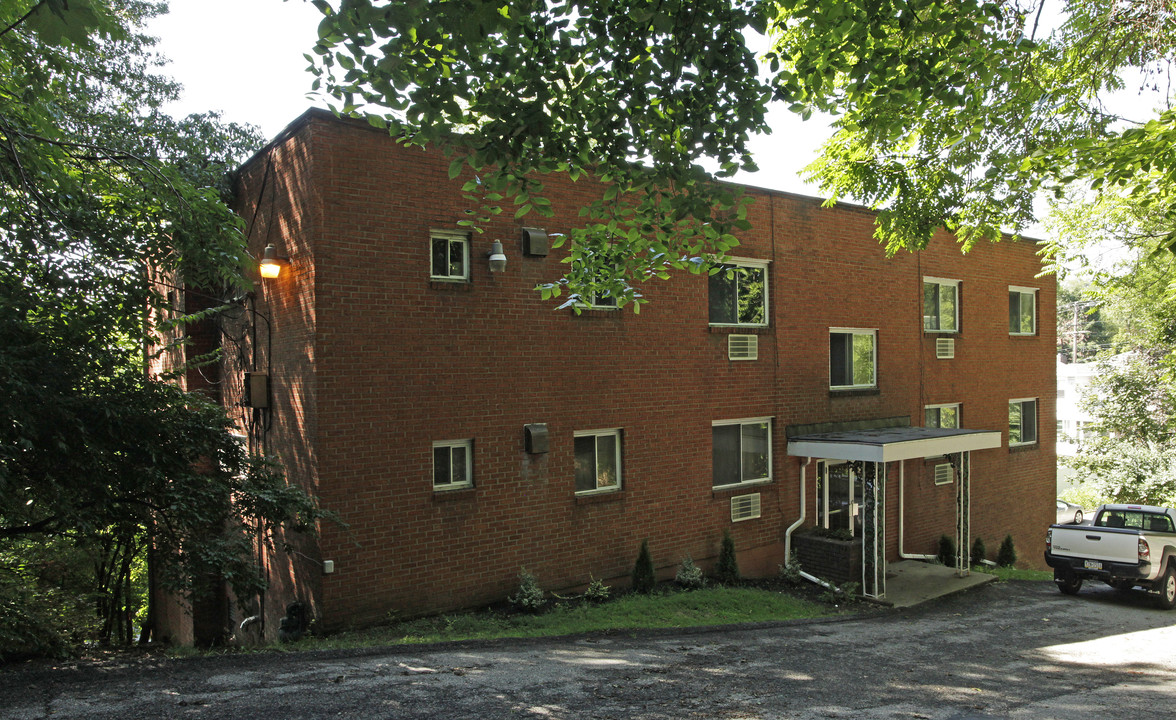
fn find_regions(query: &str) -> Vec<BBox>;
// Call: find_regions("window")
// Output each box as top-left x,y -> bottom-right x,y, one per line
433,439 -> 472,489
574,429 -> 622,493
712,418 -> 772,488
1008,398 -> 1038,446
584,290 -> 618,309
830,329 -> 877,389
923,278 -> 959,332
430,231 -> 469,281
925,403 -> 960,429
709,260 -> 768,326
1009,287 -> 1037,335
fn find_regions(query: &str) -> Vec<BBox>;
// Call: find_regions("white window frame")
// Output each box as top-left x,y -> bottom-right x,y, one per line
829,328 -> 877,390
1008,398 -> 1039,446
1009,286 -> 1037,336
708,257 -> 769,328
711,417 -> 773,489
573,428 -> 623,495
924,403 -> 961,429
923,277 -> 960,333
432,439 -> 473,490
430,230 -> 470,282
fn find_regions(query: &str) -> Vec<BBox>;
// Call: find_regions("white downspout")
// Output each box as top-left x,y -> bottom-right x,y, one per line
899,459 -> 937,561
785,457 -> 837,591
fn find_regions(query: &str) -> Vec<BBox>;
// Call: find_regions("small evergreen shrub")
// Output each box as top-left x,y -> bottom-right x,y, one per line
997,534 -> 1017,567
508,568 -> 546,611
714,530 -> 740,584
632,539 -> 656,594
778,550 -> 803,585
584,576 -> 610,603
970,537 -> 987,567
675,555 -> 706,589
937,534 -> 957,566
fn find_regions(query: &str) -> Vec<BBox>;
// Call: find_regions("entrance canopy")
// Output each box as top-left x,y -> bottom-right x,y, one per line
786,426 -> 1002,462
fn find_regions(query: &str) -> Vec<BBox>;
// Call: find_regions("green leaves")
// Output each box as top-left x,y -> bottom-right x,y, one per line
308,0 -> 1176,295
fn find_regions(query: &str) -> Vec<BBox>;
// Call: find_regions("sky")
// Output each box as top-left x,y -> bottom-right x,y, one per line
147,0 -> 829,196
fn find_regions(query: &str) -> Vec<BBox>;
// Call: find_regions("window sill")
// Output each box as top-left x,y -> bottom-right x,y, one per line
923,330 -> 960,336
429,280 -> 473,291
1008,332 -> 1037,338
709,325 -> 770,334
711,479 -> 771,496
829,387 -> 880,398
432,485 -> 476,501
575,490 -> 624,505
1009,442 -> 1039,453
571,307 -> 623,318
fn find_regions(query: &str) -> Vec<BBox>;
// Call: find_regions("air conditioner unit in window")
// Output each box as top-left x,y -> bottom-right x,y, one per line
936,337 -> 955,359
731,493 -> 761,522
728,334 -> 758,361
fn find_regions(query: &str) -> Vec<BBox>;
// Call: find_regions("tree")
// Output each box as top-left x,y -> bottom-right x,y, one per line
308,0 -> 1175,304
1053,186 -> 1176,506
1,0 -> 321,655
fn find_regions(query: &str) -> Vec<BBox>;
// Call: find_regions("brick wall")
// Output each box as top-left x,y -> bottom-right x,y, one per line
231,110 -> 1056,630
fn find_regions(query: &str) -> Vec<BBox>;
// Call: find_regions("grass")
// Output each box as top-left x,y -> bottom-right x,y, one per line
273,585 -> 836,653
974,565 -> 1053,582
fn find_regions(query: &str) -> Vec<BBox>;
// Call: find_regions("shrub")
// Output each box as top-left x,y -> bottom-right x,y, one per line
778,550 -> 803,585
970,537 -> 987,567
584,576 -> 610,603
675,555 -> 706,589
997,534 -> 1017,567
508,568 -> 546,611
714,530 -> 740,584
937,534 -> 957,566
632,539 -> 656,594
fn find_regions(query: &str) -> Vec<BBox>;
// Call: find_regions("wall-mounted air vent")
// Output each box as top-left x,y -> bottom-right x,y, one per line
936,337 -> 956,359
934,464 -> 953,485
728,334 -> 758,361
731,493 -> 762,522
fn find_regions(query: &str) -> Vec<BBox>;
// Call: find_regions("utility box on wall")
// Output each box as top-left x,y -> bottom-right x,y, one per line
244,372 -> 270,409
521,227 -> 549,257
524,423 -> 549,454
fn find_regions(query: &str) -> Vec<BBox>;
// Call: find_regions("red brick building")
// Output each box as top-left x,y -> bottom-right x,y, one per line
192,109 -> 1056,638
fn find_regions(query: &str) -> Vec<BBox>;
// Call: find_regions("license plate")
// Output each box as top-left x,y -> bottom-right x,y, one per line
1084,560 -> 1103,570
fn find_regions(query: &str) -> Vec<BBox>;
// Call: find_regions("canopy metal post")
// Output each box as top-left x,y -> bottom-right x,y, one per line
954,451 -> 971,577
862,461 -> 887,598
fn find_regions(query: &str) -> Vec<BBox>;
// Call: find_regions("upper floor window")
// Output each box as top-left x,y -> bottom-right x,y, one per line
433,439 -> 473,490
1009,287 -> 1037,335
830,328 -> 877,389
709,260 -> 768,327
430,231 -> 470,281
712,418 -> 772,488
1009,398 -> 1038,446
574,428 -> 622,494
923,278 -> 959,333
925,403 -> 960,429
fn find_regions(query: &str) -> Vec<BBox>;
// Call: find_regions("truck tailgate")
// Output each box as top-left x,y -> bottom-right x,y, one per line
1049,525 -> 1139,564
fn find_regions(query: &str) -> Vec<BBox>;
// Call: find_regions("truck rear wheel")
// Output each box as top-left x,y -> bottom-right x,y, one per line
1156,567 -> 1176,610
1055,568 -> 1082,596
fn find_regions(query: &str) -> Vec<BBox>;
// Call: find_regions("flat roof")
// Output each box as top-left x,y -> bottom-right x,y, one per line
786,426 -> 1003,463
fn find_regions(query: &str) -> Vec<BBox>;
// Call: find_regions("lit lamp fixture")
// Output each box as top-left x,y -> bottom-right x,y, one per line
259,244 -> 286,279
487,240 -> 507,272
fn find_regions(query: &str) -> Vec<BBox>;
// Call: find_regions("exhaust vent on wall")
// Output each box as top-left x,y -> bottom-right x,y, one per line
728,334 -> 758,361
936,337 -> 955,359
731,493 -> 762,522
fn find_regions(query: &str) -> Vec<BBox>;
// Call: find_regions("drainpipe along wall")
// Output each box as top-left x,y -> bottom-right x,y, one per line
785,457 -> 837,591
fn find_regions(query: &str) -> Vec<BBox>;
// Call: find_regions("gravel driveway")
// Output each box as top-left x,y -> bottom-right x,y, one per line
3,579 -> 1175,719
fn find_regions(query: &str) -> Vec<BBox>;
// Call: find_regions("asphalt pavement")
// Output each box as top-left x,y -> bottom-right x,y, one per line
4,579 -> 1176,719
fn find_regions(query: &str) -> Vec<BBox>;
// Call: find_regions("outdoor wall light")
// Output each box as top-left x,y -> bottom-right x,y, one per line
488,240 -> 507,272
259,244 -> 287,279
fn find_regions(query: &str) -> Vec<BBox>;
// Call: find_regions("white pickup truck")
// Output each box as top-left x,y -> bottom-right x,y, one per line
1045,503 -> 1176,609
